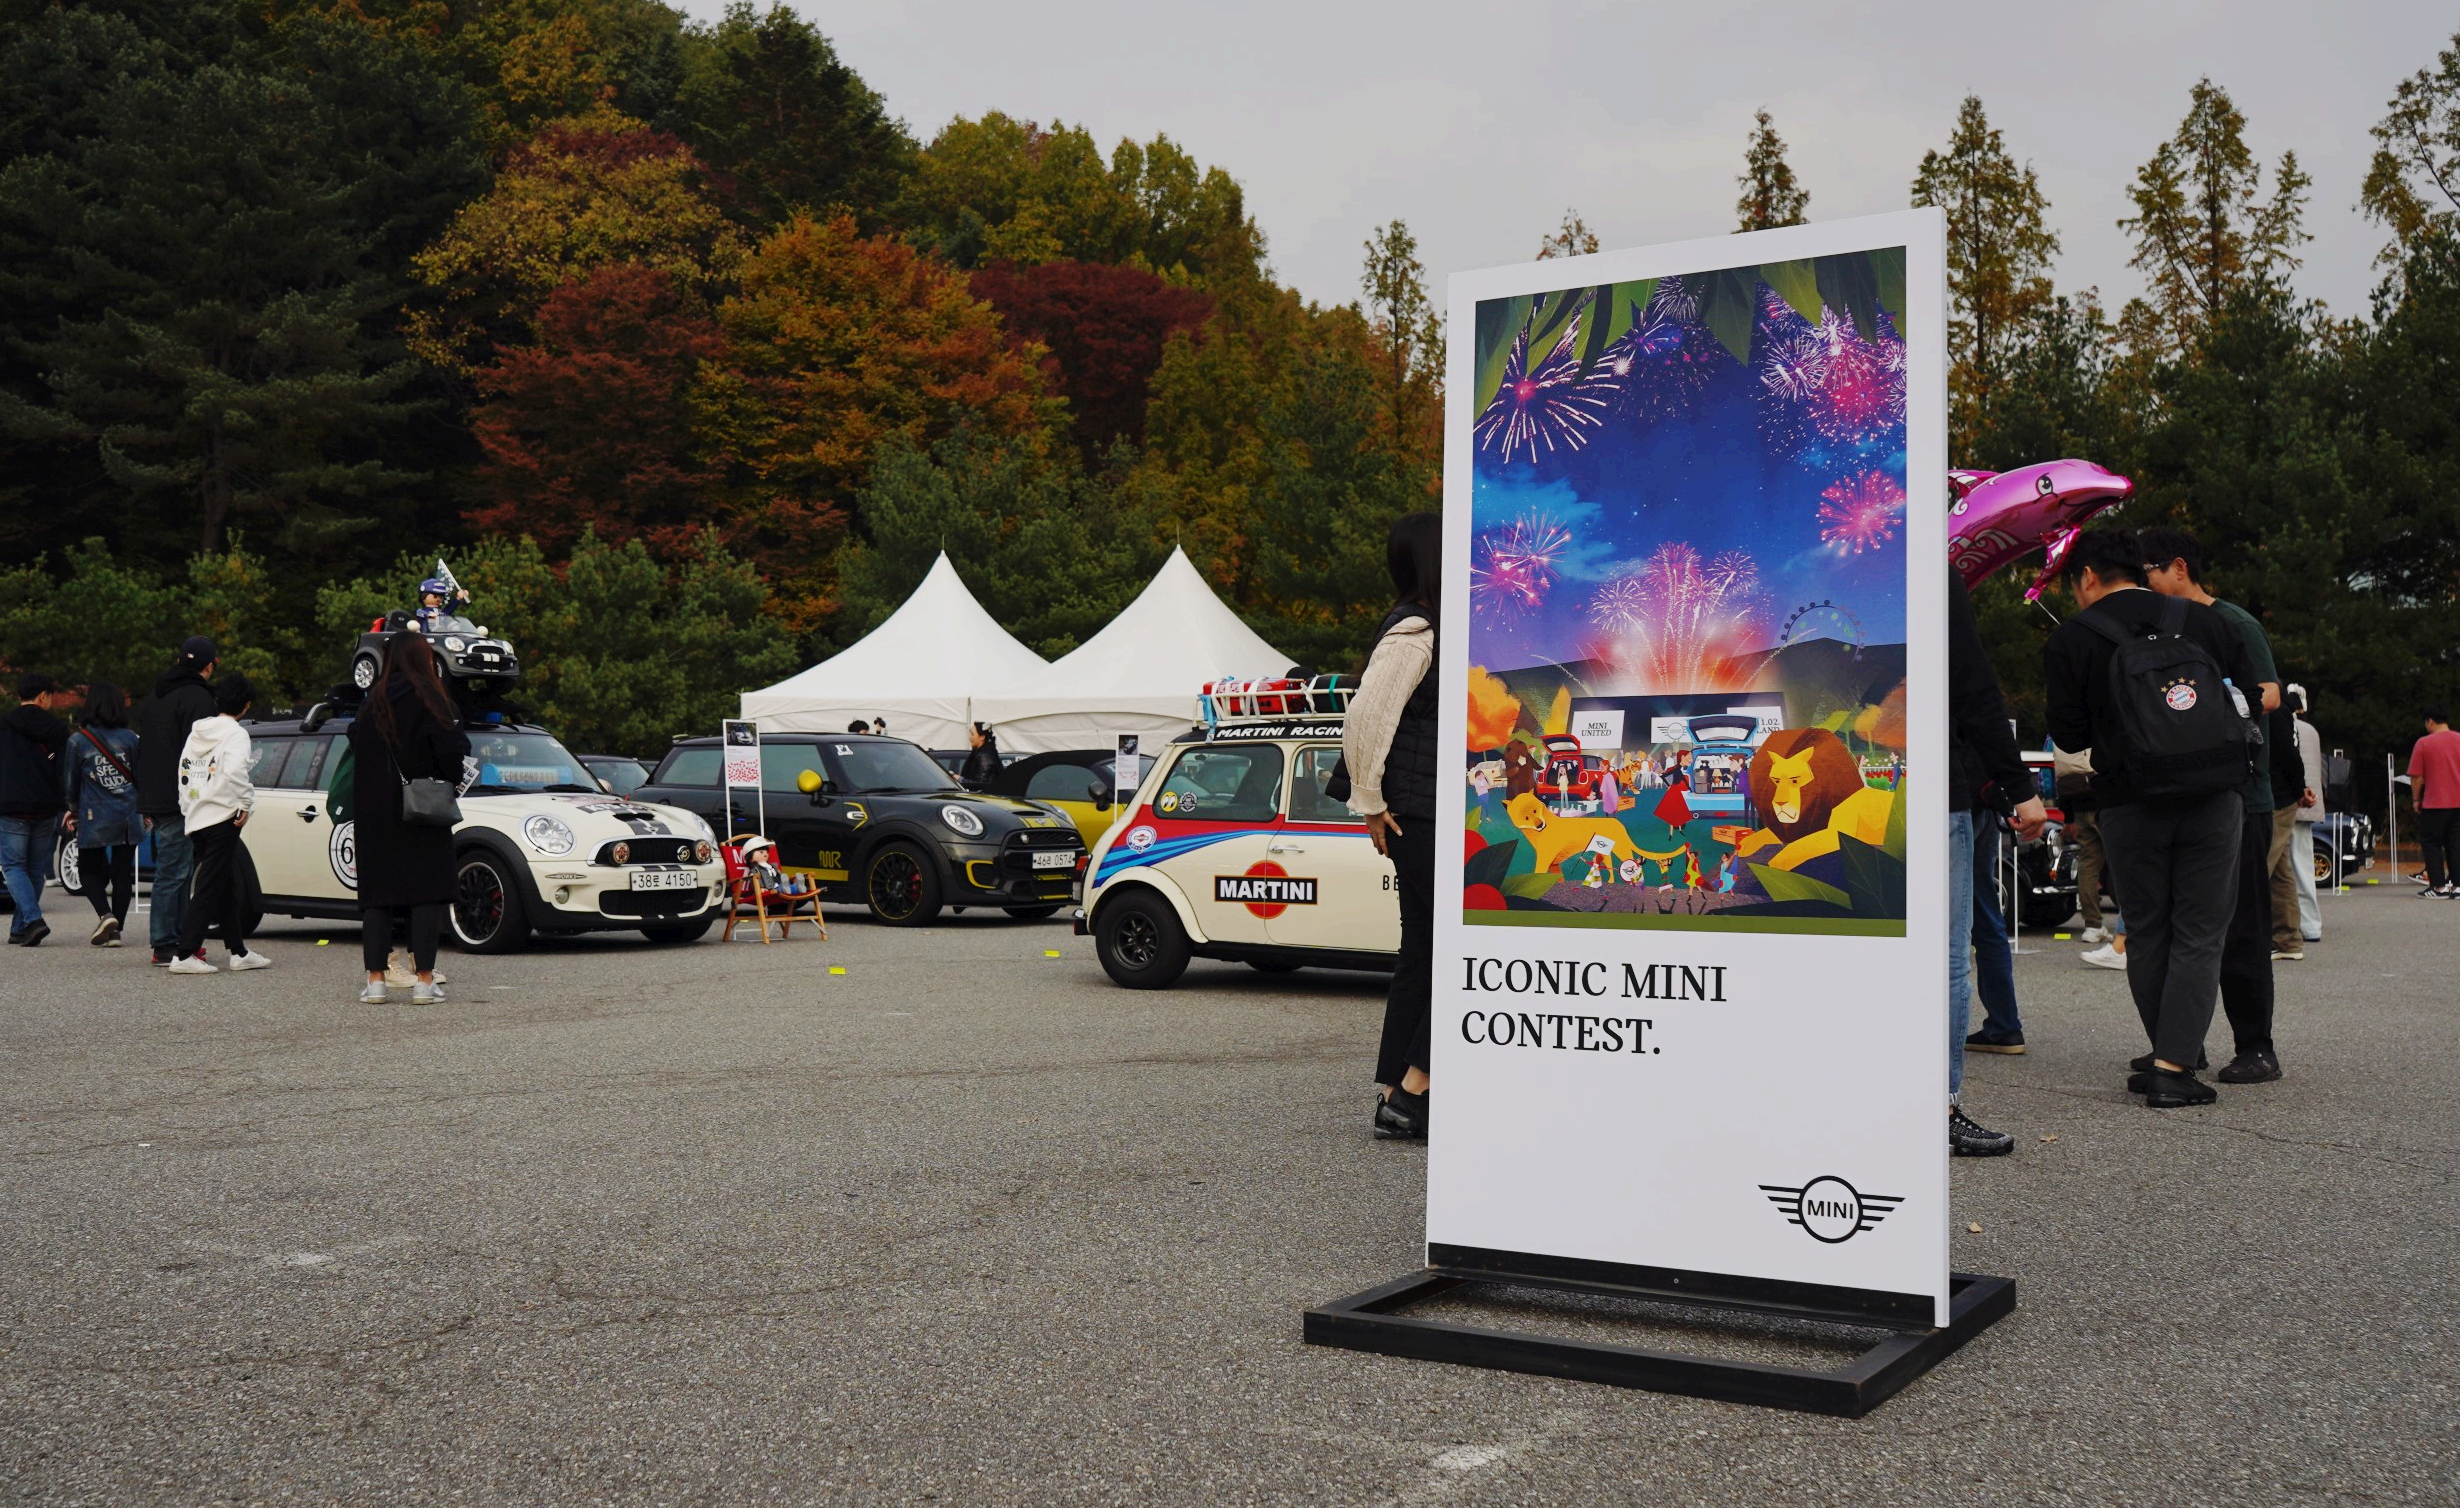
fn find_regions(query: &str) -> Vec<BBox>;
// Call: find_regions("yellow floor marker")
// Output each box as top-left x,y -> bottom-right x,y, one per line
2053,932 -> 2071,940
827,965 -> 846,975
1043,949 -> 1061,958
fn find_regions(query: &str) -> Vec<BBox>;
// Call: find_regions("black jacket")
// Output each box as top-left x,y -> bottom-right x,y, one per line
1947,570 -> 2027,815
135,668 -> 216,817
0,704 -> 70,817
2043,587 -> 2258,810
347,682 -> 473,909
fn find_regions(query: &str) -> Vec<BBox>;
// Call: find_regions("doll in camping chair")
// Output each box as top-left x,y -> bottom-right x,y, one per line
721,835 -> 825,942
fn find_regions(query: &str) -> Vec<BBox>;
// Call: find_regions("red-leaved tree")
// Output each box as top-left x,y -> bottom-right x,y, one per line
467,264 -> 725,559
969,261 -> 1213,455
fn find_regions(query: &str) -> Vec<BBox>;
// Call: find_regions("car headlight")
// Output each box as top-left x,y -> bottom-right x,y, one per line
444,636 -> 466,652
611,840 -> 631,864
695,840 -> 713,864
522,814 -> 576,855
940,804 -> 985,838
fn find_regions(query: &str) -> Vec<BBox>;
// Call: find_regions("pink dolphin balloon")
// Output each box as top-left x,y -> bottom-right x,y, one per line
1946,459 -> 2135,601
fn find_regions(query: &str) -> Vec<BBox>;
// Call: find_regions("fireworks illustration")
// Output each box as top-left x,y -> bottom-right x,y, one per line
1817,471 -> 1906,555
1759,327 -> 1829,404
1586,543 -> 1765,691
1475,319 -> 1609,463
1470,514 -> 1573,620
1585,307 -> 1719,421
1805,310 -> 1906,447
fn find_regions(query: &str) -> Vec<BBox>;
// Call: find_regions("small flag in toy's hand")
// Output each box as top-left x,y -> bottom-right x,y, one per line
1653,784 -> 1693,828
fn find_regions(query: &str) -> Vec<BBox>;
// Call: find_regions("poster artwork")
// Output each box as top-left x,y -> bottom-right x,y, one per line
1461,239 -> 1915,936
723,720 -> 760,789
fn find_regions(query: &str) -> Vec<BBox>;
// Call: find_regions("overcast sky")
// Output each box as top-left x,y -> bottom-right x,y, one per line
687,1 -> 2449,322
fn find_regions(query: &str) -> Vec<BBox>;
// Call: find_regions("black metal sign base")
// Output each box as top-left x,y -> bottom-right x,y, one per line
1304,1247 -> 2013,1418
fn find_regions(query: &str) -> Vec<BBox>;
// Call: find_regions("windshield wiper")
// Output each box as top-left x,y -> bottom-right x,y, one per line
541,783 -> 598,792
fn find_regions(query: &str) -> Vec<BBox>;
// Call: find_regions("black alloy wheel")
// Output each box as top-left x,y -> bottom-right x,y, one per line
1004,904 -> 1063,921
451,850 -> 531,953
1094,889 -> 1190,990
864,843 -> 942,926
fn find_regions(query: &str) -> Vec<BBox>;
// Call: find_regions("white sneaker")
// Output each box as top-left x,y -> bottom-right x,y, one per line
385,951 -> 447,987
166,954 -> 218,974
358,981 -> 389,1004
2079,927 -> 2110,944
2272,948 -> 2304,962
2080,944 -> 2126,971
411,981 -> 444,1004
226,951 -> 272,972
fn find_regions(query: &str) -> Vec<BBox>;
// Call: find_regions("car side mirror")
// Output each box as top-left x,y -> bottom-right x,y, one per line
1089,780 -> 1113,811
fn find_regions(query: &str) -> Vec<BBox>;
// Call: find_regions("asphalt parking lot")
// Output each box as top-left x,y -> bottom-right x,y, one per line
2,884 -> 2454,1506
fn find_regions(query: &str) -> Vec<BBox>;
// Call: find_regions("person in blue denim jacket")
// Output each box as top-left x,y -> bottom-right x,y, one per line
63,682 -> 142,947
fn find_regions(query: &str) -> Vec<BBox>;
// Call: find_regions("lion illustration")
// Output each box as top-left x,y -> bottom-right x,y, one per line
1734,727 -> 1893,870
1505,791 -> 1636,876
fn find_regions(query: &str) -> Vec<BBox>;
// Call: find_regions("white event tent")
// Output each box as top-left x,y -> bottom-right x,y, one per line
738,552 -> 1046,750
978,546 -> 1294,753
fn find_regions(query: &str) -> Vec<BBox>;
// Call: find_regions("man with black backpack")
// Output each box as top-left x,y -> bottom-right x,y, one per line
2140,527 -> 2284,1087
2045,529 -> 2261,1109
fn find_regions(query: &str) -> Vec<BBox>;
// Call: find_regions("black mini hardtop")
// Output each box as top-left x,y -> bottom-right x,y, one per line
639,732 -> 1084,926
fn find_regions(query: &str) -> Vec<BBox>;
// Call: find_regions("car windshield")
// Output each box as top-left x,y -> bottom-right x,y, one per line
464,731 -> 598,793
825,741 -> 961,794
425,613 -> 483,634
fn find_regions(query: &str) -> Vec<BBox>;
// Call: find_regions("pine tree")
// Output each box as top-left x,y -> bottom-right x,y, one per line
1360,219 -> 1438,451
2362,27 -> 2460,268
2119,79 -> 2310,352
1912,95 -> 2060,457
1735,109 -> 1809,232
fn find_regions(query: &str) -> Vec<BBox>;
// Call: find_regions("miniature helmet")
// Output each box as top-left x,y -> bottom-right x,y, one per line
418,575 -> 452,602
737,835 -> 776,861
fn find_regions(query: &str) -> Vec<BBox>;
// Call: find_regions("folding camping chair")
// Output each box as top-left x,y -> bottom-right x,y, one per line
719,835 -> 825,942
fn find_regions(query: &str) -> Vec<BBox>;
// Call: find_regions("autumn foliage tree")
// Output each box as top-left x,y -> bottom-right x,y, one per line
968,260 -> 1212,455
696,213 -> 1056,628
467,263 -> 724,558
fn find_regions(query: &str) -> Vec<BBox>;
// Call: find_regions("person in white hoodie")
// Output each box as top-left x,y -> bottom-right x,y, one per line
166,675 -> 270,975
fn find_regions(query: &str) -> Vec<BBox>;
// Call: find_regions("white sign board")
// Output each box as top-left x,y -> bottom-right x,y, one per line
1568,708 -> 1625,751
1438,211 -> 1949,1322
722,719 -> 762,839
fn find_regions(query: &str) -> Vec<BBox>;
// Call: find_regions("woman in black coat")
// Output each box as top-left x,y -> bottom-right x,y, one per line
348,635 -> 471,1004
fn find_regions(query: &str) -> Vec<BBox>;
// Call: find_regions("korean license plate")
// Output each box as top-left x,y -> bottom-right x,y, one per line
1032,850 -> 1076,870
631,868 -> 700,891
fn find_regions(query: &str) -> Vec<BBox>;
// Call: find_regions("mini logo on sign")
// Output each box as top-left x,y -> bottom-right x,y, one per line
1124,825 -> 1157,852
1759,1177 -> 1902,1244
1215,862 -> 1317,918
2164,681 -> 2198,711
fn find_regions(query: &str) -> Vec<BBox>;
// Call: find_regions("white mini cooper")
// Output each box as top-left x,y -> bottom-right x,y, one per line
1075,712 -> 1401,988
233,712 -> 727,952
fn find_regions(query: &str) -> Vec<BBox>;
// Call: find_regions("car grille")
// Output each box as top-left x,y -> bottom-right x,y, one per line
599,889 -> 711,918
999,827 -> 1082,880
595,838 -> 699,866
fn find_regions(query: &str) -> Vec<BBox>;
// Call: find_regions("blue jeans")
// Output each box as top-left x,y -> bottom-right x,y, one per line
1971,819 -> 2023,1040
148,812 -> 194,954
1,815 -> 58,933
1948,809 -> 1973,1097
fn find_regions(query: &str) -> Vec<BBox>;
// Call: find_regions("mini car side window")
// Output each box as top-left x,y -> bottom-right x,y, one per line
1157,747 -> 1281,822
280,735 -> 333,791
656,748 -> 724,786
247,736 -> 292,788
1026,763 -> 1100,801
1287,746 -> 1358,824
760,743 -> 826,793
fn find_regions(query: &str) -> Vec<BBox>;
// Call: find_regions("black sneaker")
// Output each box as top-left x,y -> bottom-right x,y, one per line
1964,1030 -> 2027,1054
2216,1049 -> 2282,1084
1374,1087 -> 1428,1141
1949,1105 -> 2014,1156
2141,1068 -> 2217,1109
18,920 -> 47,947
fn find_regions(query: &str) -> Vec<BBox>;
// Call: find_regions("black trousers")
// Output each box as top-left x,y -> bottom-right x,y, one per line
80,844 -> 135,922
1374,811 -> 1436,1086
2100,793 -> 2240,1072
172,820 -> 250,958
2420,806 -> 2460,889
2218,806 -> 2278,1056
362,904 -> 443,974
